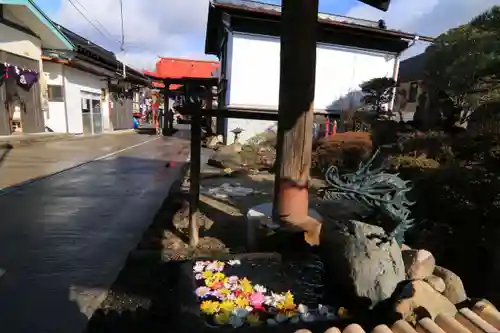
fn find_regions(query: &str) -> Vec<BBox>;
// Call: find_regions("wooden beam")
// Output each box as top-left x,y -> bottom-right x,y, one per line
273,0 -> 319,222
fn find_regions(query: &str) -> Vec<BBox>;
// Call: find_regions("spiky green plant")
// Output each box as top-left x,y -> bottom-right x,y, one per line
321,149 -> 414,245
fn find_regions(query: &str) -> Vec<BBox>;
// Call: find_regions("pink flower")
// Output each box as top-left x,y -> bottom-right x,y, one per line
195,286 -> 211,298
250,292 -> 265,311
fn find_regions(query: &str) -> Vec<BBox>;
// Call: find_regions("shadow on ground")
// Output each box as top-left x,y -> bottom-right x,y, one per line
0,134 -> 189,333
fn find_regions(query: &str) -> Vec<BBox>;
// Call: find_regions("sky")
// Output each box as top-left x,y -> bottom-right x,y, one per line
34,0 -> 500,71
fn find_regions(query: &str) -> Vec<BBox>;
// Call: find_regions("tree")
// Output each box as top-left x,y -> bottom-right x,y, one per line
359,77 -> 397,119
424,6 -> 500,126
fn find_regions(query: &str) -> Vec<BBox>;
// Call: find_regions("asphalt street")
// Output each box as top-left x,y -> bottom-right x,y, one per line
0,130 -> 189,333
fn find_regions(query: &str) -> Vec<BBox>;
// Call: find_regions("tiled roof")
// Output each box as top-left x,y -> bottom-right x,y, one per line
145,57 -> 220,90
211,0 -> 434,42
293,300 -> 500,333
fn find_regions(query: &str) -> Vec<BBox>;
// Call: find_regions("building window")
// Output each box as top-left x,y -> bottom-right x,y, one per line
48,85 -> 64,102
408,82 -> 419,103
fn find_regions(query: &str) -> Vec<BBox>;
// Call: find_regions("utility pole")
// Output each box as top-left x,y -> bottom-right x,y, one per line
273,0 -> 319,223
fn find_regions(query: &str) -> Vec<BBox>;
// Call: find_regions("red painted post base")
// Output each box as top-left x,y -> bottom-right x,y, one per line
278,179 -> 310,221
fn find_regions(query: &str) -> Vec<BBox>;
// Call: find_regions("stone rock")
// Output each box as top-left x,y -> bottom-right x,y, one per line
206,135 -> 221,149
424,275 -> 446,293
433,266 -> 467,304
394,280 -> 457,324
318,217 -> 406,312
208,145 -> 244,170
402,249 -> 436,280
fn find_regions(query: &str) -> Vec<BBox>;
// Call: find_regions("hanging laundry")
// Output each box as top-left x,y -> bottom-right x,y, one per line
0,63 -> 6,86
17,70 -> 38,91
7,64 -> 20,79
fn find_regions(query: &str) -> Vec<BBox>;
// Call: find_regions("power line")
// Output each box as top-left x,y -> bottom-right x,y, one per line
71,0 -> 117,41
119,0 -> 125,52
64,0 -> 122,50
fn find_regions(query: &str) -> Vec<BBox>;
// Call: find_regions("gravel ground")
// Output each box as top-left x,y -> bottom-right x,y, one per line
85,168 -> 327,333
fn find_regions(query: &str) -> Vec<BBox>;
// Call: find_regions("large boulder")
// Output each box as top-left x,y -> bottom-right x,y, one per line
402,249 -> 436,280
317,216 -> 406,312
433,266 -> 468,305
207,144 -> 244,170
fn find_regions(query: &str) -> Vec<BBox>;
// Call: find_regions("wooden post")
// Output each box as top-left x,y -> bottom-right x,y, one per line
273,0 -> 319,222
189,83 -> 202,247
162,82 -> 170,136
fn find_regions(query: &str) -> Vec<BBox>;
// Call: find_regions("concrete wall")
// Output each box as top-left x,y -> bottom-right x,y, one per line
225,32 -> 399,143
0,22 -> 41,62
43,62 -> 67,132
43,63 -> 111,134
64,67 -> 109,134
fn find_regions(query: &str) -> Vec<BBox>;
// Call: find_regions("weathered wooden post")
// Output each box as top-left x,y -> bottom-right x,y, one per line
273,0 -> 319,223
188,82 -> 202,247
162,81 -> 170,136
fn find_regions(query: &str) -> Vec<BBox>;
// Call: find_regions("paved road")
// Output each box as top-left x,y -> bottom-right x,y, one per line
0,132 -> 164,191
0,131 -> 189,333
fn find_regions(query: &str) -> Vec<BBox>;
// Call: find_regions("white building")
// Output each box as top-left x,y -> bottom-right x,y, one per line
42,25 -> 150,135
204,0 -> 431,143
0,0 -> 73,135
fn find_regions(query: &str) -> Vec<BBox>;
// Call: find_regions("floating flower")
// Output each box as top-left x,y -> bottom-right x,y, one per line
246,314 -> 261,326
229,315 -> 245,328
275,291 -> 296,313
253,284 -> 267,293
219,300 -> 236,313
232,307 -> 250,318
195,273 -> 203,280
337,307 -> 350,319
249,292 -> 265,311
213,272 -> 226,281
234,296 -> 250,308
228,259 -> 241,266
240,278 -> 253,294
195,286 -> 211,298
214,312 -> 230,325
193,262 -> 206,273
209,281 -> 224,290
227,276 -> 239,284
265,292 -> 284,306
298,304 -> 309,314
300,312 -> 316,322
202,271 -> 214,280
206,261 -> 225,272
218,288 -> 231,298
200,300 -> 219,315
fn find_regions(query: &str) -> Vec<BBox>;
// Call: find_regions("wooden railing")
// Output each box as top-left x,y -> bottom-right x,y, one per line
293,301 -> 500,333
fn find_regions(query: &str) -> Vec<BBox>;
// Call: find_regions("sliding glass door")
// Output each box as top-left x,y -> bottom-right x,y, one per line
81,92 -> 102,135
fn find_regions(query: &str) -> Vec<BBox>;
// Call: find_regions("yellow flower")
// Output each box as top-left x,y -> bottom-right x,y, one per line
234,296 -> 249,308
219,300 -> 236,313
219,288 -> 231,297
281,291 -> 296,310
240,278 -> 253,294
214,312 -> 231,325
200,300 -> 219,315
213,272 -> 226,281
246,314 -> 261,326
283,309 -> 298,317
205,277 -> 216,287
337,307 -> 350,319
202,271 -> 214,279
